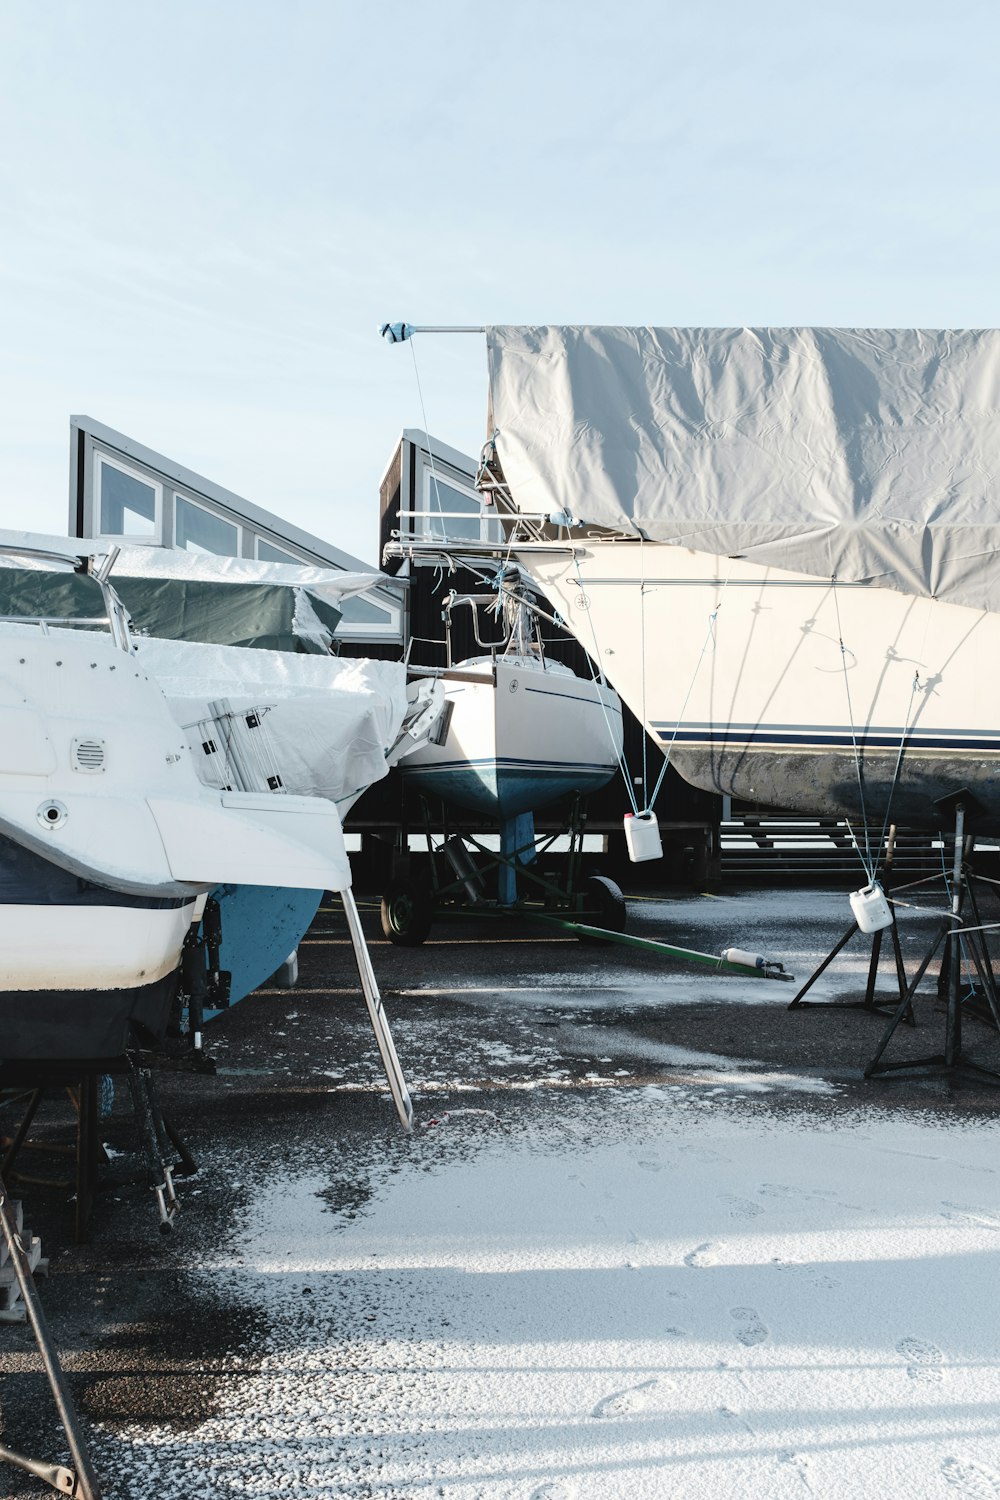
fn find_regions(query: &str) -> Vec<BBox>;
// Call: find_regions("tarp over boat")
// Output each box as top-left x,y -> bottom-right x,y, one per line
0,530 -> 393,652
486,326 -> 1000,613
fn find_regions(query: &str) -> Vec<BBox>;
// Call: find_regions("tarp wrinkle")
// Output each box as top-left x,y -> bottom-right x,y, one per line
486,326 -> 1000,614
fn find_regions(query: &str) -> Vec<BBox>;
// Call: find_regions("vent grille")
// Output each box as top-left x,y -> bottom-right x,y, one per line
72,737 -> 106,773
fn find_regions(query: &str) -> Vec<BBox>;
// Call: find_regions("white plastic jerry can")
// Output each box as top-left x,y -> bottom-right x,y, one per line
720,947 -> 766,970
849,881 -> 894,933
624,810 -> 663,863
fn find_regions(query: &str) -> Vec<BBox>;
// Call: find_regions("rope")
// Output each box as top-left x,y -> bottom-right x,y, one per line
572,556 -> 639,814
872,669 -> 922,872
645,599 -> 722,813
640,537 -> 648,806
832,581 -> 875,883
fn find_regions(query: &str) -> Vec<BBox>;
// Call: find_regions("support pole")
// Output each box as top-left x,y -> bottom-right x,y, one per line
340,889 -> 414,1131
0,1177 -> 102,1500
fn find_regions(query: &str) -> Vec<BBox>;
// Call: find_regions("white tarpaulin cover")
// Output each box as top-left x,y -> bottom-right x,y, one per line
134,637 -> 409,810
486,326 -> 1000,611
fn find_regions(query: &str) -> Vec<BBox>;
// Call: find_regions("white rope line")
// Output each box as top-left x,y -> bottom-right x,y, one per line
832,580 -> 875,883
572,555 -> 640,814
645,599 -> 723,814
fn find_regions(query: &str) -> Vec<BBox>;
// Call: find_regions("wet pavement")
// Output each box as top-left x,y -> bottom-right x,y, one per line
3,883 -> 1000,1498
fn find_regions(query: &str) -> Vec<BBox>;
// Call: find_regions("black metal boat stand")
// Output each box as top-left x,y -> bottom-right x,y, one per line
1,1057 -> 198,1242
0,1175 -> 102,1499
865,798 -> 1000,1085
788,826 -> 915,1024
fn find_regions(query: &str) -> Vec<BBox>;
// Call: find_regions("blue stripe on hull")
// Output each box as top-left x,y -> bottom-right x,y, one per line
654,726 -> 1000,753
403,761 -> 615,817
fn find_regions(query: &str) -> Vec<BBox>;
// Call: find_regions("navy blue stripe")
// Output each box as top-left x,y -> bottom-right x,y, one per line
0,836 -> 193,909
655,729 -> 1000,752
406,758 -> 614,774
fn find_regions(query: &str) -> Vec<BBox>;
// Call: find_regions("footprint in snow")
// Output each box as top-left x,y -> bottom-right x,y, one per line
896,1336 -> 945,1382
680,1144 -> 728,1162
591,1375 -> 675,1418
941,1202 -> 1000,1231
719,1404 -> 754,1434
722,1194 -> 764,1220
684,1242 -> 715,1269
529,1483 -> 577,1500
731,1306 -> 769,1346
941,1457 -> 1000,1497
637,1158 -> 663,1172
771,1257 -> 840,1290
779,1449 -> 815,1493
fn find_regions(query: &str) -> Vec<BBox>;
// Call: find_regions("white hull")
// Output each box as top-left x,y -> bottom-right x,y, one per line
0,627 -> 353,896
0,903 -> 193,991
518,540 -> 1000,829
403,656 -> 623,818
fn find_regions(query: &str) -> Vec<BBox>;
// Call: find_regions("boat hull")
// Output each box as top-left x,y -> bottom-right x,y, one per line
0,835 -> 193,1061
402,658 -> 623,818
519,541 -> 1000,831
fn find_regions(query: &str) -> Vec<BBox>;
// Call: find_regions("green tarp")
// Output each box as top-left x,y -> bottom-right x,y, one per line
0,570 -> 342,654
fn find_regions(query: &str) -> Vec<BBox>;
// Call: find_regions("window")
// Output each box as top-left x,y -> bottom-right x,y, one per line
417,469 -> 504,545
338,593 -> 396,626
255,537 -> 298,563
175,495 -> 240,556
96,454 -> 160,539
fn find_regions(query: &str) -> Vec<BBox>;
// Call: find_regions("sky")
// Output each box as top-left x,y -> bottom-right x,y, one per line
1,0 -> 998,565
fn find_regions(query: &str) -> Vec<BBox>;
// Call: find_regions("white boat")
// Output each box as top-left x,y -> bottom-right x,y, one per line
0,539 -> 411,1127
401,582 -> 622,818
389,325 -> 1000,838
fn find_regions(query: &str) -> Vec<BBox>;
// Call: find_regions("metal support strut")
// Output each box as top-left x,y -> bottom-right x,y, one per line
0,1178 -> 102,1499
788,826 -> 914,1023
865,800 -> 1000,1085
341,889 -> 414,1131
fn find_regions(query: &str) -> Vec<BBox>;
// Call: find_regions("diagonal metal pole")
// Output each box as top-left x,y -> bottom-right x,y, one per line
0,1176 -> 102,1499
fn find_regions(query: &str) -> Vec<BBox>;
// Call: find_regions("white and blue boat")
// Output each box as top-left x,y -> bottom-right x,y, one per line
401,652 -> 623,819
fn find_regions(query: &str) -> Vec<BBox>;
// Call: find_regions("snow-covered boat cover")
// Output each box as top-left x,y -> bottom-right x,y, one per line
486,326 -> 1000,611
134,638 -> 408,808
0,529 -> 393,652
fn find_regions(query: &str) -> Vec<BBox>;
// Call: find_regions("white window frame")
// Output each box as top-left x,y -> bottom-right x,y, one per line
253,535 -> 401,640
93,451 -> 163,544
174,492 -> 242,557
420,469 -> 502,544
254,535 -> 299,563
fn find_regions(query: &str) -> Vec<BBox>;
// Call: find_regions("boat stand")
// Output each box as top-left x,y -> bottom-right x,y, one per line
340,888 -> 413,1131
788,828 -> 915,1024
865,799 -> 1000,1085
0,1175 -> 103,1499
1,1057 -> 198,1242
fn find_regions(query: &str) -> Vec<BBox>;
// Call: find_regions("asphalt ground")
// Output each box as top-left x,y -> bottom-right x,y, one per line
2,882 -> 1000,1498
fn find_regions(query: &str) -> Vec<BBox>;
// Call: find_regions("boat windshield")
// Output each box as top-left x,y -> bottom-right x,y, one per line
0,546 -> 133,652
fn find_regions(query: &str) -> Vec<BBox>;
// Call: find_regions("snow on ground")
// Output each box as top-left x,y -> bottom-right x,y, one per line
115,1087 -> 1000,1500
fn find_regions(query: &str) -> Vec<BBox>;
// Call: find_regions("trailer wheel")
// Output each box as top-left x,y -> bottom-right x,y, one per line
380,879 -> 434,946
578,874 -> 627,943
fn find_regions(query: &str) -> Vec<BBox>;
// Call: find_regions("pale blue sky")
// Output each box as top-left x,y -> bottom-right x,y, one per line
1,0 -> 997,563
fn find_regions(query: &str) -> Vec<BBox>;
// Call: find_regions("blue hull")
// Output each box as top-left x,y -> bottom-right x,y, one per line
207,884 -> 324,1018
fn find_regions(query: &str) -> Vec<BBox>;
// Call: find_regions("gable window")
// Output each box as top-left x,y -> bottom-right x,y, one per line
175,495 -> 239,556
417,469 -> 504,545
256,537 -> 298,563
95,454 -> 161,540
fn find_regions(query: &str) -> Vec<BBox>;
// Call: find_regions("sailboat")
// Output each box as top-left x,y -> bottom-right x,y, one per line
386,325 -> 1000,838
400,571 -> 623,819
